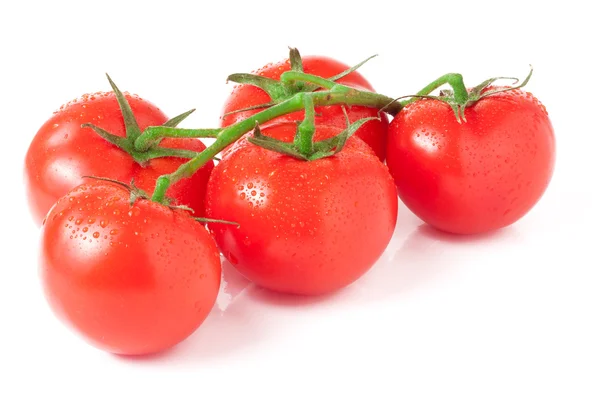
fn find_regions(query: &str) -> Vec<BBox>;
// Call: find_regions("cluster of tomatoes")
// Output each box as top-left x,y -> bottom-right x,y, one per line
24,51 -> 555,356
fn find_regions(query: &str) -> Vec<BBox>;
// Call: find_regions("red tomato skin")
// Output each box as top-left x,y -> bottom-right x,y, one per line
220,55 -> 389,160
40,182 -> 221,355
386,88 -> 555,234
206,124 -> 398,295
25,92 -> 213,226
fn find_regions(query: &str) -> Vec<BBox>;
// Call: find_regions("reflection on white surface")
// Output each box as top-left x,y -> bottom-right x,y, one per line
215,258 -> 251,312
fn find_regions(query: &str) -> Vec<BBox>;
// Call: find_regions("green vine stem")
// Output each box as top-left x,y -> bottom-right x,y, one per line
294,96 -> 316,155
399,73 -> 468,107
135,127 -> 220,151
149,81 -> 401,203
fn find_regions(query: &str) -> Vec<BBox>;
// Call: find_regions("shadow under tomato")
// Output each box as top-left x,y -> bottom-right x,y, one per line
247,284 -> 348,308
350,221 -> 518,302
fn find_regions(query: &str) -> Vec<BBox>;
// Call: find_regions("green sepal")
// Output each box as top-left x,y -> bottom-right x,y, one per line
327,54 -> 377,83
227,73 -> 288,101
221,102 -> 276,118
477,65 -> 533,99
163,109 -> 195,128
247,125 -> 310,160
81,123 -> 132,151
105,74 -> 142,141
194,217 -> 240,226
81,176 -> 150,206
311,116 -> 378,159
288,47 -> 304,72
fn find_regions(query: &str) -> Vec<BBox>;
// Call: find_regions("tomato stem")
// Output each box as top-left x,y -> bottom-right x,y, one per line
294,96 -> 316,156
399,73 -> 468,107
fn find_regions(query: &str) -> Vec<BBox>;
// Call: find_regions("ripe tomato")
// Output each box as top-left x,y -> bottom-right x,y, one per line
220,55 -> 389,160
205,123 -> 398,295
40,181 -> 221,355
386,88 -> 555,234
25,92 -> 213,226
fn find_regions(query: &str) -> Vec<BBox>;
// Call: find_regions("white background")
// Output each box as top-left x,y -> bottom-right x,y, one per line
1,1 -> 599,399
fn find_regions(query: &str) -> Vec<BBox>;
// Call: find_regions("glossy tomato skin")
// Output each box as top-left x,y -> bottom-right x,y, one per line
386,88 -> 555,234
206,124 -> 397,295
25,92 -> 213,226
40,182 -> 221,355
221,56 -> 389,160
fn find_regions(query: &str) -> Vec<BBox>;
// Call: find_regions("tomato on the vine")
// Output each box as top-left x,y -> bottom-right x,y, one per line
205,123 -> 397,295
40,181 -> 221,355
386,88 -> 555,234
220,55 -> 389,160
25,92 -> 213,226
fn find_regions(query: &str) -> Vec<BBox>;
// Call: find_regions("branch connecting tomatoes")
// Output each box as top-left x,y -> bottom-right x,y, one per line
24,47 -> 555,355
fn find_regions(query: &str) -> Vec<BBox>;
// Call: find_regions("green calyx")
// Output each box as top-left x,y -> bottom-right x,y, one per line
224,47 -> 378,117
82,74 -> 203,165
82,176 -> 238,226
247,95 -> 377,161
82,175 -> 158,207
399,66 -> 534,123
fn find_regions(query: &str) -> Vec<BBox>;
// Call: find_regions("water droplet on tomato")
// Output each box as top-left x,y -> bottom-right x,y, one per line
110,229 -> 118,235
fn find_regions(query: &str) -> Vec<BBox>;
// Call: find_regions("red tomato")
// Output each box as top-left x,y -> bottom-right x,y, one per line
386,88 -> 555,234
25,92 -> 213,226
205,123 -> 398,295
40,181 -> 221,355
220,55 -> 389,160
